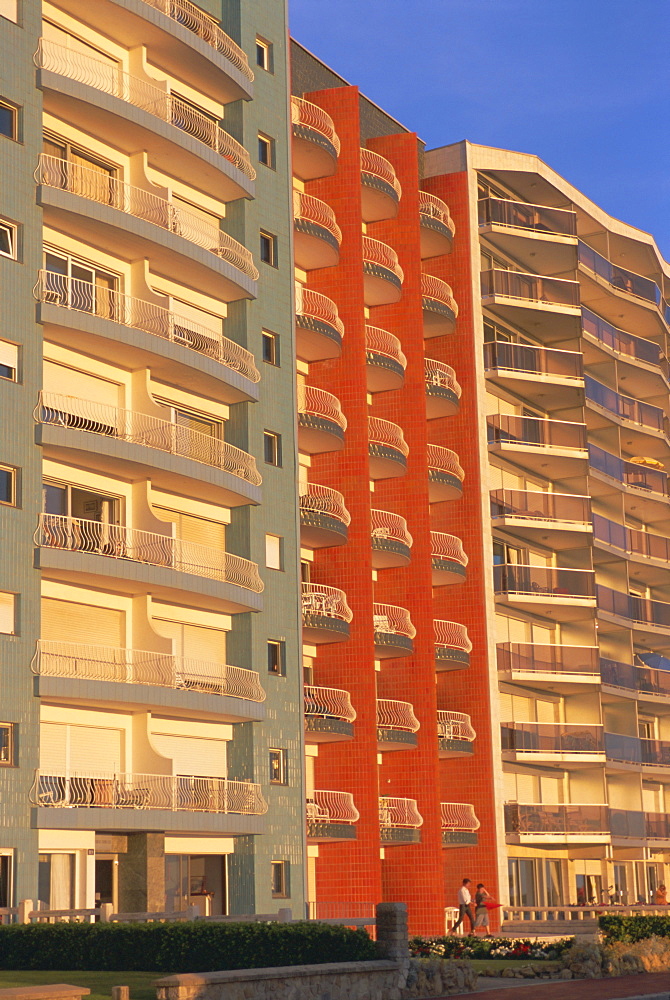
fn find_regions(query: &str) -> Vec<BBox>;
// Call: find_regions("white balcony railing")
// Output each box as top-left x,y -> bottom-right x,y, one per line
377,699 -> 420,732
441,802 -> 480,832
291,97 -> 341,155
427,444 -> 465,482
434,620 -> 473,653
419,191 -> 456,237
368,417 -> 409,456
293,191 -> 342,244
304,685 -> 356,722
31,770 -> 267,814
366,326 -> 407,369
373,603 -> 416,639
437,711 -> 476,742
425,358 -> 461,397
362,236 -> 404,282
35,514 -> 264,592
36,392 -> 261,485
297,385 -> 347,431
35,39 -> 255,181
33,640 -> 265,701
360,148 -> 402,198
421,273 -> 459,316
308,790 -> 359,825
299,483 -> 351,526
295,285 -> 344,337
35,272 -> 259,382
431,531 -> 468,566
301,583 -> 353,623
370,509 -> 413,547
36,155 -> 258,281
139,0 -> 253,80
379,796 -> 423,829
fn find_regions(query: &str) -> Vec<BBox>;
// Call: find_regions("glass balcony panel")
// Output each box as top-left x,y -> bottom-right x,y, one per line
484,341 -> 582,379
646,812 -> 670,839
609,808 -> 646,839
585,376 -> 664,432
582,308 -> 664,368
491,490 -> 590,523
605,732 -> 642,763
481,268 -> 580,308
505,803 -> 608,834
593,514 -> 670,562
589,445 -> 670,495
497,643 -> 599,675
478,197 -> 577,237
597,585 -> 670,629
487,415 -> 587,450
578,243 -> 661,305
494,564 -> 595,599
501,723 -> 604,753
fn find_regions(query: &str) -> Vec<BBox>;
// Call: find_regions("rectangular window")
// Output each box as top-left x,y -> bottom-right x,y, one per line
264,431 -> 282,466
0,466 -> 16,506
0,593 -> 16,635
0,854 -> 11,907
260,230 -> 277,267
0,101 -> 16,140
0,724 -> 14,765
0,0 -> 18,22
265,533 -> 283,570
258,133 -> 275,168
0,221 -> 16,259
269,748 -> 287,784
0,340 -> 18,381
271,860 -> 289,898
267,640 -> 285,675
262,330 -> 279,366
256,37 -> 272,71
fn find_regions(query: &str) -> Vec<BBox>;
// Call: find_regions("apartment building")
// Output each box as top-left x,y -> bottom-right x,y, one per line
0,0 -> 305,916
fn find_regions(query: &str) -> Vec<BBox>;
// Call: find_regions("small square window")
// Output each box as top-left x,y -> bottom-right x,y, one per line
0,222 -> 16,259
0,724 -> 14,766
0,592 -> 16,635
0,0 -> 18,22
260,230 -> 277,267
0,340 -> 17,381
267,640 -> 285,675
264,430 -> 282,466
265,533 -> 283,570
0,101 -> 16,140
258,133 -> 275,168
262,330 -> 279,366
271,860 -> 289,898
256,37 -> 272,71
269,748 -> 287,784
0,467 -> 16,506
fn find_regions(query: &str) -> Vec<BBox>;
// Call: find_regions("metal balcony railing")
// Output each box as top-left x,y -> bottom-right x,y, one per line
586,376 -> 665,432
299,484 -> 351,526
36,155 -> 258,280
421,273 -> 458,315
497,643 -> 599,676
36,391 -> 261,485
589,444 -> 670,496
366,326 -> 407,368
301,583 -> 353,623
504,803 -> 608,835
304,685 -> 356,723
491,489 -> 591,524
297,384 -> 347,430
373,603 -> 416,639
579,242 -> 661,305
377,699 -> 420,733
419,192 -> 455,236
425,358 -> 461,397
434,620 -> 472,653
34,39 -> 255,180
33,640 -> 265,701
478,197 -> 577,237
379,796 -> 423,829
35,272 -> 258,381
368,417 -> 409,456
35,514 -> 263,591
487,414 -> 588,450
308,790 -> 359,825
501,723 -> 604,754
139,0 -> 253,79
582,307 -> 666,371
370,509 -> 412,547
594,513 -> 670,563
494,564 -> 595,599
481,267 -> 580,308
427,444 -> 465,481
362,237 -> 404,282
31,771 -> 267,813
431,531 -> 468,566
293,190 -> 342,244
484,341 -> 583,380
360,148 -> 402,198
597,585 -> 670,630
437,711 -> 476,741
290,97 -> 341,154
295,286 -> 344,337
441,802 -> 480,832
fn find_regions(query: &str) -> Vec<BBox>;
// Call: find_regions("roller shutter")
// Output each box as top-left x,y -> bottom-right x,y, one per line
43,361 -> 121,408
153,509 -> 225,548
151,733 -> 226,777
0,593 -> 15,635
153,619 -> 226,663
69,725 -> 122,772
40,723 -> 67,771
41,598 -> 124,646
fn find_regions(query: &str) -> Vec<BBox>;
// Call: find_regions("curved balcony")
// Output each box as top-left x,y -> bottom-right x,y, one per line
481,269 -> 581,340
490,490 -> 592,548
365,326 -> 407,392
505,803 -> 609,843
301,583 -> 353,645
597,585 -> 670,641
140,0 -> 252,78
35,513 -> 263,614
435,619 -> 472,671
601,657 -> 670,704
421,273 -> 458,337
427,444 -> 464,502
368,417 -> 409,480
497,643 -> 600,688
606,732 -> 670,776
362,237 -> 404,306
582,308 -> 669,386
373,603 -> 416,659
297,385 -> 347,455
484,340 -> 583,408
494,564 -> 596,620
377,699 -> 420,751
293,191 -> 342,270
299,483 -> 350,549
33,639 -> 265,722
36,392 -> 261,507
586,376 -> 666,449
487,415 -> 588,478
370,509 -> 412,569
478,197 -> 577,273
360,148 -> 401,222
425,359 -> 461,418
379,796 -> 423,844
304,685 -> 356,743
431,531 -> 467,586
35,38 -> 254,203
593,513 -> 670,569
36,155 -> 257,302
291,96 -> 340,181
502,723 -> 605,766
438,711 -> 476,759
295,285 -> 344,363
589,445 -> 670,514
307,790 -> 359,842
441,803 -> 480,847
579,242 -> 664,338
419,191 -> 455,259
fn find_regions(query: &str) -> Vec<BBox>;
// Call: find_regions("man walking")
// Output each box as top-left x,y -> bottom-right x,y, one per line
450,877 -> 474,935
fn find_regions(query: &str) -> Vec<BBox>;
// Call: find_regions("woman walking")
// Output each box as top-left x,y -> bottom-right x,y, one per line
474,882 -> 492,936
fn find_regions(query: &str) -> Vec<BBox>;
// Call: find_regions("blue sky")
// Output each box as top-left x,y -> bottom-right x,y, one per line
289,0 -> 669,261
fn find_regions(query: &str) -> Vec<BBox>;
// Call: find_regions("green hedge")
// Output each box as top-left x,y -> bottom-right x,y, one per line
599,915 -> 670,943
0,921 -> 377,973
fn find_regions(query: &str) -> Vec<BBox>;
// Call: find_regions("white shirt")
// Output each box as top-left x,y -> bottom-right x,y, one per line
458,885 -> 471,906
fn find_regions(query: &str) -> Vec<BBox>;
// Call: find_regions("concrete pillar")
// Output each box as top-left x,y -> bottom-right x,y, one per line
375,901 -> 409,962
118,833 -> 165,913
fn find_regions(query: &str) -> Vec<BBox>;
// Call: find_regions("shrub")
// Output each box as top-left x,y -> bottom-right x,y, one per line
408,934 -> 573,961
0,921 -> 377,973
599,914 -> 670,943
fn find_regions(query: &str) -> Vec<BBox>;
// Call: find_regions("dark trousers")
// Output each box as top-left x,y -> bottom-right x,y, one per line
451,902 -> 474,933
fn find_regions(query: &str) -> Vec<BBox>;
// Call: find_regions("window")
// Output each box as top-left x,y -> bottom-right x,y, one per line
0,221 -> 16,259
0,466 -> 16,506
0,724 -> 14,765
0,593 -> 16,635
262,330 -> 279,366
269,748 -> 287,784
265,533 -> 283,570
258,133 -> 275,168
260,230 -> 277,267
264,431 -> 282,466
0,101 -> 16,140
0,854 -> 11,908
267,639 -> 285,675
0,340 -> 18,381
256,37 -> 272,71
0,0 -> 18,23
271,860 -> 289,898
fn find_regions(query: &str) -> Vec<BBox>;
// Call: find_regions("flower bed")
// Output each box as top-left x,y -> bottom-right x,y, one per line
409,935 -> 573,961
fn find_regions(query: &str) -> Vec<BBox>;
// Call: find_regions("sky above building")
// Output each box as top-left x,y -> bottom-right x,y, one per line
289,0 -> 669,263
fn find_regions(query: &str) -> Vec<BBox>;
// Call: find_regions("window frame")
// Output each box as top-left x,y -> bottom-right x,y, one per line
271,860 -> 289,899
261,330 -> 279,366
0,724 -> 14,766
267,639 -> 285,676
263,430 -> 282,467
0,339 -> 18,382
269,748 -> 288,785
265,533 -> 283,571
0,465 -> 17,507
0,220 -> 17,260
260,230 -> 278,268
255,37 -> 273,72
257,133 -> 275,169
0,99 -> 17,141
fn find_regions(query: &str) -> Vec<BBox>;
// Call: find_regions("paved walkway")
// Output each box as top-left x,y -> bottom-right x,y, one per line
448,971 -> 670,999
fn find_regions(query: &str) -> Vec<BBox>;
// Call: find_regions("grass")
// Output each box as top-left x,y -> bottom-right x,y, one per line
0,971 -> 157,1000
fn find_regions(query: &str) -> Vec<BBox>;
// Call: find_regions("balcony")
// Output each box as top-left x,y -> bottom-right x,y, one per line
601,657 -> 670,704
297,385 -> 347,455
362,237 -> 404,306
31,772 -> 267,834
304,685 -> 356,743
582,308 -> 668,384
586,377 -> 666,450
293,191 -> 342,270
419,191 -> 455,259
589,446 -> 670,524
365,326 -> 407,393
299,483 -> 350,549
301,583 -> 353,645
428,445 -> 464,503
497,643 -> 600,690
425,359 -> 461,419
36,155 -> 257,302
431,531 -> 467,586
35,271 -> 259,404
291,97 -> 340,181
578,242 -> 664,337
36,391 -> 261,507
307,790 -> 359,842
501,723 -> 605,767
379,796 -> 423,844
478,197 -> 577,272
33,639 -> 265,722
370,509 -> 412,569
368,417 -> 409,479
35,38 -> 254,203
481,268 -> 581,338
494,564 -> 596,620
593,513 -> 670,569
437,711 -> 476,759
484,341 -> 583,407
605,732 -> 670,776
487,415 -> 588,477
360,148 -> 401,222
490,490 -> 592,548
295,285 -> 344,363
598,585 -> 670,640
441,802 -> 479,847
645,812 -> 670,843
374,603 -> 416,659
504,804 -> 609,843
435,619 -> 472,671
35,513 -> 263,614
421,273 -> 458,337
377,699 -> 420,751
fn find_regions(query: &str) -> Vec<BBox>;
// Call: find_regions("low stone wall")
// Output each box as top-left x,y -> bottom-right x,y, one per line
0,989 -> 90,1000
